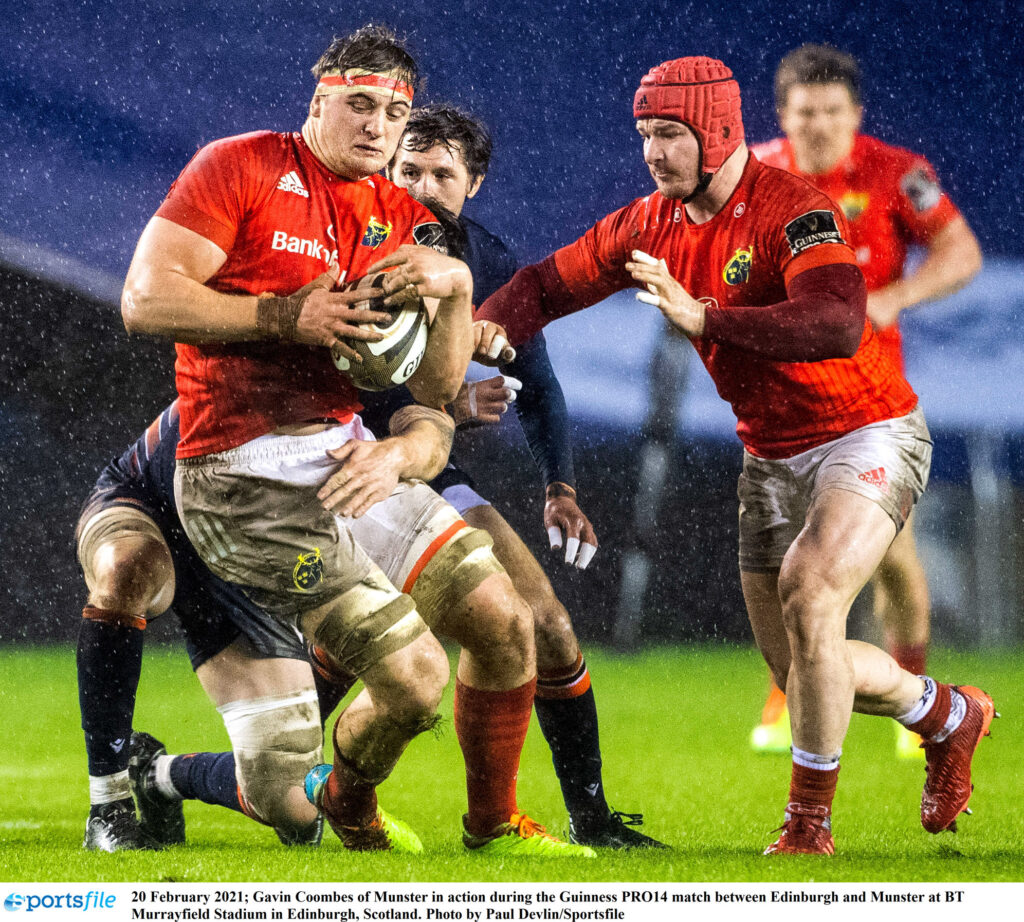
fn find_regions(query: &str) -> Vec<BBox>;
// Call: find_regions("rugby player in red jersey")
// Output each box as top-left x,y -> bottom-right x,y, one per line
477,56 -> 995,854
749,44 -> 983,759
120,24 -> 592,857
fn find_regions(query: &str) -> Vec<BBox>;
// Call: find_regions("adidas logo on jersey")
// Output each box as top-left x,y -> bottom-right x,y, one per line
277,171 -> 309,198
857,467 -> 889,494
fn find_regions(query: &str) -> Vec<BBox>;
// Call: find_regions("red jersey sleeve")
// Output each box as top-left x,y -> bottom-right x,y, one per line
892,154 -> 961,244
155,133 -> 272,253
757,175 -> 858,285
477,199 -> 643,345
551,201 -> 641,305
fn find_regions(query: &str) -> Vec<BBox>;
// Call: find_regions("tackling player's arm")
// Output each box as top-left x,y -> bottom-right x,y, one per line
628,256 -> 866,361
317,403 -> 455,518
867,215 -> 982,330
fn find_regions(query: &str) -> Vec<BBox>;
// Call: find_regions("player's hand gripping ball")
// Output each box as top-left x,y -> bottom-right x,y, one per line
331,273 -> 429,391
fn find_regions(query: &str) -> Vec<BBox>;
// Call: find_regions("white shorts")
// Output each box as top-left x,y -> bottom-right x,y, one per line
737,406 -> 932,572
175,420 -> 475,624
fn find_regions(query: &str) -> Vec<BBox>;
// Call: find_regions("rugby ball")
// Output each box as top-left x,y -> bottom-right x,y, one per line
331,273 -> 429,391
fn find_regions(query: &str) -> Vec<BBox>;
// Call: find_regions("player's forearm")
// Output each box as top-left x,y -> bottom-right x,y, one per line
884,217 -> 983,311
407,288 -> 474,407
506,335 -> 577,489
122,265 -> 260,343
702,263 -> 866,362
386,405 -> 455,481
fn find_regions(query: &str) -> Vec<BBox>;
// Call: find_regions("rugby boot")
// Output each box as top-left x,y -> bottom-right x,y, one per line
920,686 -> 996,833
569,809 -> 668,849
463,812 -> 596,857
128,731 -> 186,846
83,799 -> 158,852
750,715 -> 792,754
764,803 -> 835,855
327,808 -> 423,853
304,763 -> 422,854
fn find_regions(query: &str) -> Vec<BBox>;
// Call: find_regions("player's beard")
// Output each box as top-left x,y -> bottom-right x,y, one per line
650,166 -> 698,201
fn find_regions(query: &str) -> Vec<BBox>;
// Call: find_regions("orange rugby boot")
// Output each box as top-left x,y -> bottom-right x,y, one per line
920,686 -> 997,833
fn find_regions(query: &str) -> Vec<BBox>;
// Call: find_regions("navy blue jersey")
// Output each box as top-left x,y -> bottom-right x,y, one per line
461,214 -> 518,304
462,215 -> 575,488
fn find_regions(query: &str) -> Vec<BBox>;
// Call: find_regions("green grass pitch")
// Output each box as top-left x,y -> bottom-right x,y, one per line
1,644 -> 1020,882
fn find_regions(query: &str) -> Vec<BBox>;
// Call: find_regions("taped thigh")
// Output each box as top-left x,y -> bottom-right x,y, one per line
346,482 -> 505,628
76,505 -> 175,616
218,689 -> 323,827
310,567 -> 429,677
406,525 -> 506,627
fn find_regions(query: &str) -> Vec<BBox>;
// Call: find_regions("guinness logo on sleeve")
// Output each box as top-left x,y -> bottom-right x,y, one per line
412,221 -> 447,254
784,210 -> 844,255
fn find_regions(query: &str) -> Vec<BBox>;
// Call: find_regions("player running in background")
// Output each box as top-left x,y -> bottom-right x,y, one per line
748,44 -> 983,758
118,24 -> 590,857
385,104 -> 663,847
477,56 -> 995,855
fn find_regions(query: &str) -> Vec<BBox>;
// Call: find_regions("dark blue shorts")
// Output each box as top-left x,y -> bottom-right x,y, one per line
77,464 -> 307,669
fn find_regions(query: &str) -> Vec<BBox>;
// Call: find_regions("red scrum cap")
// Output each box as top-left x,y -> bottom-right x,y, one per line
633,57 -> 744,175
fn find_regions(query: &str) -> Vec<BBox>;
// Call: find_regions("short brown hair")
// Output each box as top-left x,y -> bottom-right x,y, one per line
775,44 -> 861,110
312,24 -> 419,93
400,105 -> 493,182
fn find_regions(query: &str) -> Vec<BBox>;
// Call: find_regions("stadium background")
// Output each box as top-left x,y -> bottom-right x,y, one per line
1,0 -> 1021,651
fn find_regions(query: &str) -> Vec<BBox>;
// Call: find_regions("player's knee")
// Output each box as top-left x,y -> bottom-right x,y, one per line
777,560 -> 843,625
389,639 -> 450,725
532,596 -> 578,671
220,689 -> 323,830
460,572 -> 535,667
88,534 -> 174,617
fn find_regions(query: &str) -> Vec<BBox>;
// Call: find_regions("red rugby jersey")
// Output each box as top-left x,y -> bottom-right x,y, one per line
752,134 -> 961,370
154,130 -> 438,457
516,155 -> 916,458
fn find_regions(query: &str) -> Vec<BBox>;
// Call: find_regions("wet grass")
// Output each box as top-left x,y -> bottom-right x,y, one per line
2,644 -> 1021,882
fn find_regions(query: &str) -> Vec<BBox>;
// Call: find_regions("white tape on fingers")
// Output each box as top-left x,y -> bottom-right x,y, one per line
487,335 -> 507,360
576,543 -> 597,570
547,526 -> 563,550
564,536 -> 580,565
502,376 -> 523,392
636,291 -> 661,307
632,249 -> 659,265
